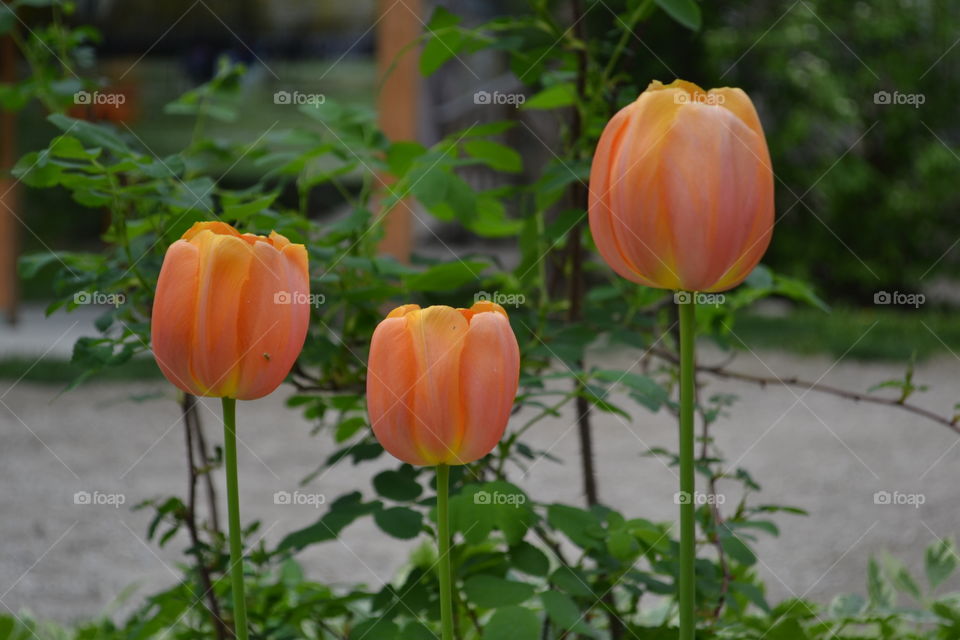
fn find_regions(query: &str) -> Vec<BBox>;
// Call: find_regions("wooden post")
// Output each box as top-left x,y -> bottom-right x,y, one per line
0,33 -> 18,323
375,0 -> 420,263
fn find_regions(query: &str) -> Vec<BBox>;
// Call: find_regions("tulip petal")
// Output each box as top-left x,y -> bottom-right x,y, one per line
457,311 -> 520,463
367,316 -> 431,465
405,306 -> 468,464
151,240 -> 205,396
233,240 -> 310,400
589,102 -> 660,287
191,231 -> 254,397
660,104 -> 773,291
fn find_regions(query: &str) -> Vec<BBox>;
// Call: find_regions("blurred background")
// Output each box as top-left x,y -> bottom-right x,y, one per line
2,0 -> 960,627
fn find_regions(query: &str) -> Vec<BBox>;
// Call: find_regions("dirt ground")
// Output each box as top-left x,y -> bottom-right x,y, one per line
1,341 -> 958,624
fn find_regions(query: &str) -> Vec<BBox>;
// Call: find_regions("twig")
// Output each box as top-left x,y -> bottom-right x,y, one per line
649,347 -> 960,433
189,398 -> 220,535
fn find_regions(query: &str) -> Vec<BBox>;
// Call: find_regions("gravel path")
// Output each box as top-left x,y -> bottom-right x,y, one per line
1,342 -> 958,624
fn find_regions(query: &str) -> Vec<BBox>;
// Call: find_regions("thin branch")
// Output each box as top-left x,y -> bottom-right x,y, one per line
649,347 -> 960,433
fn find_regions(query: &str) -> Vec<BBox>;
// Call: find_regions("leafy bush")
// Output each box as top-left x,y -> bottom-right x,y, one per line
3,0 -> 957,638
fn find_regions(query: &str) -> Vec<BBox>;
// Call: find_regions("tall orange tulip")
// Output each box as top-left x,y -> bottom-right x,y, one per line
151,220 -> 311,640
366,300 -> 519,640
151,221 -> 311,401
588,79 -> 774,293
366,301 -> 520,466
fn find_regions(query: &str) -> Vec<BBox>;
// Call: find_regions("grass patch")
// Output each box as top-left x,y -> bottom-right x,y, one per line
0,357 -> 164,385
732,307 -> 960,362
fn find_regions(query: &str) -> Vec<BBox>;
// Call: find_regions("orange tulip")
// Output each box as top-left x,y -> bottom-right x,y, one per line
151,221 -> 311,400
588,79 -> 774,292
366,301 -> 520,466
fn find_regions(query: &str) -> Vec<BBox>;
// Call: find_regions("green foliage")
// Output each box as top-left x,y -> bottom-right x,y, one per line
5,1 -> 954,639
702,0 -> 960,299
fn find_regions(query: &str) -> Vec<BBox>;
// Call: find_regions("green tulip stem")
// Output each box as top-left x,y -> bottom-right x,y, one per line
222,397 -> 249,640
678,295 -> 696,639
436,464 -> 454,640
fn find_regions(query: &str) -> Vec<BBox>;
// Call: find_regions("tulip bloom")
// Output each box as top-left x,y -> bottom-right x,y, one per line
589,79 -> 774,293
151,221 -> 310,400
366,301 -> 520,466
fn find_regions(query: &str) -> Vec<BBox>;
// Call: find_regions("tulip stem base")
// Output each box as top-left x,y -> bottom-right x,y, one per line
437,464 -> 454,640
222,397 -> 249,640
678,297 -> 696,639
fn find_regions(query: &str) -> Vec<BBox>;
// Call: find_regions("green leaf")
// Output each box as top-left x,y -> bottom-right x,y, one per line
764,617 -> 809,640
400,621 -> 435,640
773,275 -> 830,313
547,504 -> 604,549
420,7 -> 463,76
607,529 -> 639,561
541,591 -> 598,636
350,618 -> 399,640
883,553 -> 922,601
334,416 -> 367,443
49,135 -> 100,160
550,566 -> 594,597
522,82 -> 576,110
387,141 -> 428,178
731,580 -> 770,613
828,592 -> 865,617
222,192 -> 278,221
373,469 -> 423,502
277,492 -> 381,551
374,506 -> 423,539
510,542 -> 550,577
450,482 -> 533,546
404,261 -> 485,291
47,113 -> 130,154
463,140 -> 522,173
654,0 -> 702,31
926,538 -> 958,588
868,556 -> 895,609
482,606 -> 540,640
593,370 -> 668,412
469,196 -> 522,237
12,152 -> 61,187
720,530 -> 757,566
463,575 -> 535,608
